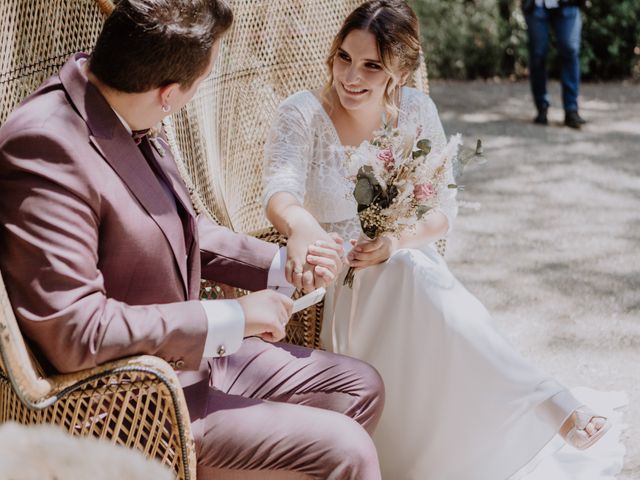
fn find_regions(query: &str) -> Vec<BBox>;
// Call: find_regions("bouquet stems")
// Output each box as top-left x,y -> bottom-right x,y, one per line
343,266 -> 356,288
342,233 -> 373,288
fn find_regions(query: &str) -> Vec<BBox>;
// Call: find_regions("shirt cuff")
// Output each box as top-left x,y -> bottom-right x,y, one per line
200,300 -> 245,357
267,246 -> 296,297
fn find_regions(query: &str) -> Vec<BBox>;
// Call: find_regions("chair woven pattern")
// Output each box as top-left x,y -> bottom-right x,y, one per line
0,0 -> 110,125
0,369 -> 190,479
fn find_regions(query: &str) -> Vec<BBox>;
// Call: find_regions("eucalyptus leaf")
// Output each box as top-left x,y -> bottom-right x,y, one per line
357,165 -> 380,186
354,178 -> 374,206
416,138 -> 432,153
416,205 -> 431,220
454,138 -> 486,178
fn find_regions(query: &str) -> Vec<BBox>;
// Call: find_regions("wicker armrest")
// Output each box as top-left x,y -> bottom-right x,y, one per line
0,354 -> 196,480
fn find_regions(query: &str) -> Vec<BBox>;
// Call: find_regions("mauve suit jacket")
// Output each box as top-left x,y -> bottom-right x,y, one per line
0,53 -> 278,375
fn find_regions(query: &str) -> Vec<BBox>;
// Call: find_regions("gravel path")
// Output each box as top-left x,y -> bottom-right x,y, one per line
431,80 -> 640,478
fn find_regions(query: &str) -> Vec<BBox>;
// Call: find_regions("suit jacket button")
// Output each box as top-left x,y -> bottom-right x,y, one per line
217,345 -> 226,356
175,360 -> 185,369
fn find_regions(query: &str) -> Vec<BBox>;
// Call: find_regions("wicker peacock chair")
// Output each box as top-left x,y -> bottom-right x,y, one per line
168,0 -> 440,349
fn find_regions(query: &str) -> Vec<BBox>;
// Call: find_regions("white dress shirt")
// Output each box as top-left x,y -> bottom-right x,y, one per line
201,246 -> 294,358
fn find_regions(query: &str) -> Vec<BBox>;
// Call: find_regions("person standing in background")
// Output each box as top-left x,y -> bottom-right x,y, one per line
523,0 -> 586,129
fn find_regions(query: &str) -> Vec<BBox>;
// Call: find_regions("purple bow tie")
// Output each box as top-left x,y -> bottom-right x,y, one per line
131,128 -> 150,145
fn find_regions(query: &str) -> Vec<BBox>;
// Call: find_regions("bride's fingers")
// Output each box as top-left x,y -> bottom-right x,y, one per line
355,238 -> 382,253
314,239 -> 343,255
285,259 -> 295,284
314,265 -> 335,284
306,253 -> 337,270
347,258 -> 370,268
327,232 -> 344,245
307,245 -> 342,265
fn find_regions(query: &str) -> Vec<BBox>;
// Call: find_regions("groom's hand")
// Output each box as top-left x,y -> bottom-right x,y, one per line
238,290 -> 293,342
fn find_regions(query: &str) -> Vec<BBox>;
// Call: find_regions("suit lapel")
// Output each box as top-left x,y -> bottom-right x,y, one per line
90,134 -> 191,297
149,133 -> 197,219
59,53 -> 191,298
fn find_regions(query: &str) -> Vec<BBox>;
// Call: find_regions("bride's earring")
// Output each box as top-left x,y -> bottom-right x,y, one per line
161,104 -> 171,113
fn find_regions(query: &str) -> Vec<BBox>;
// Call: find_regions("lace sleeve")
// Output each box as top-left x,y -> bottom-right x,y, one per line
262,99 -> 312,209
419,94 -> 458,234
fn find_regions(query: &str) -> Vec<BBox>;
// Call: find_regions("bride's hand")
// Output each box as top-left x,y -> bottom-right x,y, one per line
347,235 -> 399,269
306,233 -> 345,288
286,228 -> 343,291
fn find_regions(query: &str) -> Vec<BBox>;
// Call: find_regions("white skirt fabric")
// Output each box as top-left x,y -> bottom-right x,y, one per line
322,245 -> 627,480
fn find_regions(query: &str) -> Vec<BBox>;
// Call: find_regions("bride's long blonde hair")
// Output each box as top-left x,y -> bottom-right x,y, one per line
323,0 -> 422,116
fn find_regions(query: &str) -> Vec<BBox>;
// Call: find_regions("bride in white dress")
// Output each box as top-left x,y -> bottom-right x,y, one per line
263,1 -> 625,478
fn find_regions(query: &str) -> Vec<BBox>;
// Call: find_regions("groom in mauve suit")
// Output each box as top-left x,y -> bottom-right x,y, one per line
0,1 -> 384,478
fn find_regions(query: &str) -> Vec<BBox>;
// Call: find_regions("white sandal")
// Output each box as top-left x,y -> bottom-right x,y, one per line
560,407 -> 611,450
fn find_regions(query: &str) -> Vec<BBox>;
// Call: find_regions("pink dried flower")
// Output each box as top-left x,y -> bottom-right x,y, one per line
377,149 -> 395,172
413,182 -> 435,202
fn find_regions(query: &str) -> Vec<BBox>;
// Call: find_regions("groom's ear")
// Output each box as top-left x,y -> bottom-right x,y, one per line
158,83 -> 180,108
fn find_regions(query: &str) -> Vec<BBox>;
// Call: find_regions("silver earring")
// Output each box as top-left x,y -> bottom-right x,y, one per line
161,104 -> 171,113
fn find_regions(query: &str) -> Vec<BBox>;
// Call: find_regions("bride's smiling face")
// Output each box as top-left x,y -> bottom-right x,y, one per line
332,29 -> 395,112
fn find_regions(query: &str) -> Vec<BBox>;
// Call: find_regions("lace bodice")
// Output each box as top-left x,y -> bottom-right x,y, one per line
263,87 -> 458,241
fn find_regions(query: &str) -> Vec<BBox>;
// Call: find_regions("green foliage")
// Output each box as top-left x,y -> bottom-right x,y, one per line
410,0 -> 640,80
580,2 -> 640,79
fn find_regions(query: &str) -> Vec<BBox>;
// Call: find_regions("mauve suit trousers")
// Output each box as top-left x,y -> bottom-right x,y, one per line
189,338 -> 384,479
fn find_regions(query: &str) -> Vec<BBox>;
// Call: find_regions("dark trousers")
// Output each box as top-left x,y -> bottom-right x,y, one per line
525,5 -> 582,112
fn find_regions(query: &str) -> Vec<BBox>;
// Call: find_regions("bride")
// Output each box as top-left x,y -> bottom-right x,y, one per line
263,1 -> 623,478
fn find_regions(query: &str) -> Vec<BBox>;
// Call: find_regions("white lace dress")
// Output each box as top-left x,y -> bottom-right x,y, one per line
263,88 -> 626,480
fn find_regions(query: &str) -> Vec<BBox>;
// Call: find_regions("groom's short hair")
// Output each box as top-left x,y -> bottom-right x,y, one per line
90,0 -> 233,93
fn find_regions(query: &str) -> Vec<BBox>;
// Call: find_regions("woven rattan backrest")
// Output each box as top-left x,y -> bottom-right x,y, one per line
171,0 -> 430,233
0,0 -> 112,126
